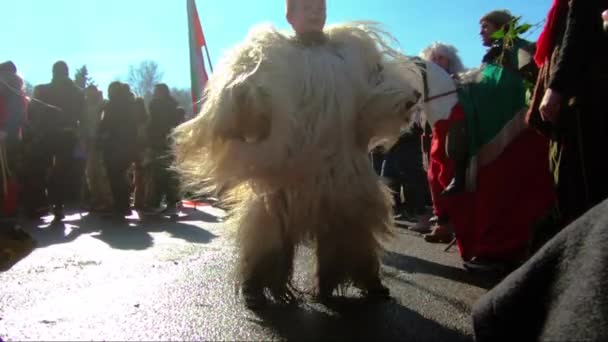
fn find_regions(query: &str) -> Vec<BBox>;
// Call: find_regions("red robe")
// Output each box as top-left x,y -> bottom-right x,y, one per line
429,104 -> 556,262
427,104 -> 465,219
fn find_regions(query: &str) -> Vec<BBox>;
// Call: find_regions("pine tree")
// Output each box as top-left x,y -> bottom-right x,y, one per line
74,65 -> 95,89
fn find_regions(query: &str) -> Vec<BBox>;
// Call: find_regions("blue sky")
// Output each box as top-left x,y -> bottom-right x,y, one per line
2,0 -> 551,94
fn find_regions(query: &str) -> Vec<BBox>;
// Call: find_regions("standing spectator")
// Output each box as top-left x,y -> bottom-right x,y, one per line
35,61 -> 86,221
0,61 -> 27,148
416,42 -> 466,239
131,96 -> 149,210
528,0 -> 608,243
382,124 -> 430,222
97,82 -> 137,218
83,85 -> 113,213
441,10 -> 554,272
145,84 -> 181,214
22,86 -> 53,218
0,61 -> 27,226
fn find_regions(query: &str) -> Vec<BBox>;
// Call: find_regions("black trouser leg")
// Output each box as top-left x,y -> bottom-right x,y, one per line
48,132 -> 76,211
151,149 -> 180,207
22,139 -> 51,216
105,154 -> 131,214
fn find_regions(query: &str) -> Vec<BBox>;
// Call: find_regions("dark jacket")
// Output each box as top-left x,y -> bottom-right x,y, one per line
526,0 -> 608,223
549,0 -> 608,97
147,96 -> 179,150
98,98 -> 137,159
36,77 -> 85,132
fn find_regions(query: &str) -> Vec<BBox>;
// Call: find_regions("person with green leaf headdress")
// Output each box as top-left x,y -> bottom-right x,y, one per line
441,10 -> 555,272
442,10 -> 537,196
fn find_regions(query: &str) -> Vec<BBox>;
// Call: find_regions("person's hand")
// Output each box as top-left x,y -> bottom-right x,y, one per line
603,10 -> 608,32
539,88 -> 562,124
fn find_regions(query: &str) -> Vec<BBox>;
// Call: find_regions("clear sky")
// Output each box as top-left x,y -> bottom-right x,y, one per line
2,0 -> 551,94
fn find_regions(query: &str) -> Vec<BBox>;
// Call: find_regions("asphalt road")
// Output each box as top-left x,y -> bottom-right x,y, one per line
0,206 -> 496,341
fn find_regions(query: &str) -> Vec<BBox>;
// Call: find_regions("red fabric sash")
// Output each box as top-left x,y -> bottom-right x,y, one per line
535,0 -> 569,67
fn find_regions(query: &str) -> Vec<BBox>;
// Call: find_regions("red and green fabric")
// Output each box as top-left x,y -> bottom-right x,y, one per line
442,39 -> 556,263
458,39 -> 530,172
446,130 -> 555,262
187,0 -> 209,114
427,104 -> 465,219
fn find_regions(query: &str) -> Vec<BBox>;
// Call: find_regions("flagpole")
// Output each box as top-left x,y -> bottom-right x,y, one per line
204,44 -> 214,73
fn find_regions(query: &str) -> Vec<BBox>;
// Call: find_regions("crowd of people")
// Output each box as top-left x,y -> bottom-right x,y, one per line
1,0 -> 607,336
374,3 -> 608,276
0,1 -> 605,275
0,60 -> 185,231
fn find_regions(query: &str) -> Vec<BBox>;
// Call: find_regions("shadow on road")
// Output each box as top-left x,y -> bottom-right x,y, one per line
24,223 -> 83,248
139,212 -> 219,244
180,209 -> 223,223
249,298 -> 471,341
20,209 -> 219,251
90,222 -> 155,250
383,251 -> 500,289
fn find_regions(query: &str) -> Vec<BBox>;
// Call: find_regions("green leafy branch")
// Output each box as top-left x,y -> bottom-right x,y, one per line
490,16 -> 535,42
490,16 -> 545,65
490,16 -> 531,66
491,16 -> 545,104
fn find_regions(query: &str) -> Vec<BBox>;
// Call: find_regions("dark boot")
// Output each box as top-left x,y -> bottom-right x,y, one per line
242,280 -> 267,310
52,205 -> 65,223
241,236 -> 296,309
424,223 -> 455,243
361,276 -> 391,300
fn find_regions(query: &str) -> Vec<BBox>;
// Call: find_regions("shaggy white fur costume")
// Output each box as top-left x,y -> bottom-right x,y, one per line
173,22 -> 421,304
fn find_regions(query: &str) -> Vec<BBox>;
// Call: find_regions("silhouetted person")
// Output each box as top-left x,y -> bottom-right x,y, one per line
34,61 -> 86,221
97,82 -> 138,218
381,123 -> 431,221
131,96 -> 149,209
84,85 -> 112,212
0,61 -> 27,227
146,84 -> 181,214
529,0 -> 608,232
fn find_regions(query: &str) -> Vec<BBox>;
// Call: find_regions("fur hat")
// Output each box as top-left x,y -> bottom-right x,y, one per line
0,61 -> 17,74
480,10 -> 514,28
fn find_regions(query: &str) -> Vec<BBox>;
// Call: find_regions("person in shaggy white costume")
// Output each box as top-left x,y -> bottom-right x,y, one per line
173,0 -> 421,308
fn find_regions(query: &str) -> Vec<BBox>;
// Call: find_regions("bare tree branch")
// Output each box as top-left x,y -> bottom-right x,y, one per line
127,60 -> 164,103
171,87 -> 194,119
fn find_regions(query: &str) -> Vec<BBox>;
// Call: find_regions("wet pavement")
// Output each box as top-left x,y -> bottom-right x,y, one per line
0,205 -> 496,341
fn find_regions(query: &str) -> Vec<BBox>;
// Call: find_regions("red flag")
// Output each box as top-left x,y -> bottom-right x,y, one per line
187,0 -> 211,115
